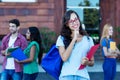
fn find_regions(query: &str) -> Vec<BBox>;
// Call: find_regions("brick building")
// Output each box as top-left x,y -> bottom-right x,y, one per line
0,0 -> 120,43
100,0 -> 120,44
0,0 -> 66,37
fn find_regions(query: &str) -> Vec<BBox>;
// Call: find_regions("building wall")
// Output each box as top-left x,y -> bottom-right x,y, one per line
0,0 -> 66,36
100,0 -> 116,28
100,0 -> 120,43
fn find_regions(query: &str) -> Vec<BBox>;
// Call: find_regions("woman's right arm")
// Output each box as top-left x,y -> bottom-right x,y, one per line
58,39 -> 76,62
58,30 -> 77,62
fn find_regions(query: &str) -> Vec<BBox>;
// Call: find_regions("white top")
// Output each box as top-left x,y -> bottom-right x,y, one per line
5,36 -> 17,69
56,35 -> 94,79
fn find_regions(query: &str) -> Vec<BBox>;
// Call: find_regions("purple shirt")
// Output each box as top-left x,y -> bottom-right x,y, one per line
1,33 -> 28,72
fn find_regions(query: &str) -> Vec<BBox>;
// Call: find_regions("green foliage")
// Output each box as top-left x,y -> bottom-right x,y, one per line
114,27 -> 120,38
78,0 -> 91,6
84,9 -> 99,28
78,0 -> 99,7
84,0 -> 91,6
78,0 -> 100,44
114,27 -> 120,50
78,0 -> 99,29
117,44 -> 120,50
40,27 -> 57,53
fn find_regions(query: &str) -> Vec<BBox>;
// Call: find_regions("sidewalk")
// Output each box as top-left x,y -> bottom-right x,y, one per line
35,60 -> 120,80
87,60 -> 120,72
0,60 -> 120,80
38,60 -> 120,73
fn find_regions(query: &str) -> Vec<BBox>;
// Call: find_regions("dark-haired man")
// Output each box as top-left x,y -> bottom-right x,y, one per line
0,19 -> 28,80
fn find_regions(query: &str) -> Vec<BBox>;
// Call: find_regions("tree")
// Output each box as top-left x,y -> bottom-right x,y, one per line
78,0 -> 91,6
78,0 -> 100,44
78,0 -> 99,29
84,9 -> 99,28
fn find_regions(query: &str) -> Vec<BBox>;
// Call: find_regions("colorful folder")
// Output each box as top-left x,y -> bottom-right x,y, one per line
11,48 -> 27,61
78,44 -> 100,70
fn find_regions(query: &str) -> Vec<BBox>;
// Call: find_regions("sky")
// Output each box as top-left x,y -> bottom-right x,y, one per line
67,0 -> 99,22
67,0 -> 99,6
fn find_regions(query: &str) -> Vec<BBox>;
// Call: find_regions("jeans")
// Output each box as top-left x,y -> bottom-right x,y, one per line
103,58 -> 116,80
0,69 -> 23,80
59,75 -> 89,80
23,72 -> 38,80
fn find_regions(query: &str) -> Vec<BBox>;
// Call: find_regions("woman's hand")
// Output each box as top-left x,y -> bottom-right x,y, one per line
81,57 -> 94,66
15,59 -> 22,63
73,30 -> 79,42
108,49 -> 116,54
108,48 -> 119,55
81,57 -> 89,65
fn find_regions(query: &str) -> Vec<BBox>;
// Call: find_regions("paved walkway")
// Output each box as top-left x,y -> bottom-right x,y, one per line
87,60 -> 120,72
37,60 -> 120,80
38,60 -> 120,73
0,60 -> 120,80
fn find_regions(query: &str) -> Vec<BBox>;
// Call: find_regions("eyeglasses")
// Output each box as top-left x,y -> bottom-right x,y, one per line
68,18 -> 79,25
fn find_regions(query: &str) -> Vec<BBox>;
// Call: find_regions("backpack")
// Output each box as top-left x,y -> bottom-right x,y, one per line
41,44 -> 63,80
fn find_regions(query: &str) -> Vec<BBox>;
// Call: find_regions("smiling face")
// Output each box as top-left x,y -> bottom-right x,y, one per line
26,29 -> 30,40
68,13 -> 80,31
108,26 -> 113,36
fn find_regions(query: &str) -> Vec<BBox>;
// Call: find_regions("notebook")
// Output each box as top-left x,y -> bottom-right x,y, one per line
78,44 -> 100,70
110,42 -> 116,50
6,46 -> 19,53
11,48 -> 27,61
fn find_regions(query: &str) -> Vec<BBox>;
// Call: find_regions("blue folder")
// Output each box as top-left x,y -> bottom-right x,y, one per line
11,48 -> 27,61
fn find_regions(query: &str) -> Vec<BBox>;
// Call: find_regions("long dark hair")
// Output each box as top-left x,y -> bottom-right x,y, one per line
29,27 -> 43,64
60,10 -> 88,48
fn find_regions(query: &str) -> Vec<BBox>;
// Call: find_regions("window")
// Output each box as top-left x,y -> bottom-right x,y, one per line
1,0 -> 36,2
67,0 -> 100,44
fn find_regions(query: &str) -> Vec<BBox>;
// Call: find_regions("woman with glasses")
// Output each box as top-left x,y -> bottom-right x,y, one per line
56,10 -> 94,80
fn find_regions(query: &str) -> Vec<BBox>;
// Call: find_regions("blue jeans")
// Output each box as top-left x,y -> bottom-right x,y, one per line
0,69 -> 23,80
23,73 -> 38,80
103,58 -> 116,80
59,75 -> 89,80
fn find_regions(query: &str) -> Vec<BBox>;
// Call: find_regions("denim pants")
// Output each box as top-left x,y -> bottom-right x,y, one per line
0,69 -> 23,80
59,75 -> 89,80
103,58 -> 116,80
23,72 -> 38,80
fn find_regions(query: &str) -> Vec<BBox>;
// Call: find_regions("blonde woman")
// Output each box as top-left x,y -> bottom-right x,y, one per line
100,23 -> 120,80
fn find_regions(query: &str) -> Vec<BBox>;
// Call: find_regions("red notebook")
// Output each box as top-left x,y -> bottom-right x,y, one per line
78,44 -> 100,70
